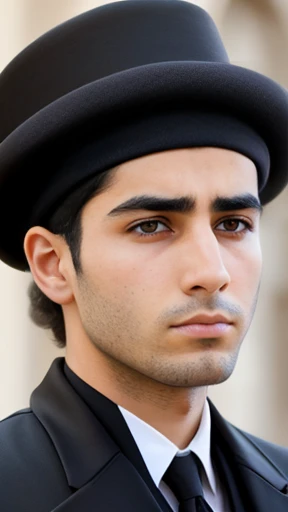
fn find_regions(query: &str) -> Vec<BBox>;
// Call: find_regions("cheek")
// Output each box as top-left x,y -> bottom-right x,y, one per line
83,235 -> 173,289
81,241 -> 168,310
225,240 -> 262,299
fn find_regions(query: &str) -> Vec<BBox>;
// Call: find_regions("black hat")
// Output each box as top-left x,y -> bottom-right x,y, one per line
0,0 -> 287,270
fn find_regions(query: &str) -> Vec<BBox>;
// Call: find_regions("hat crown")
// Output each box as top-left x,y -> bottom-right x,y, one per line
0,0 -> 228,143
0,0 -> 287,271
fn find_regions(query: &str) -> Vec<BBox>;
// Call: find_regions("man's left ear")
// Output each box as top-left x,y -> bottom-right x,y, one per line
24,226 -> 74,305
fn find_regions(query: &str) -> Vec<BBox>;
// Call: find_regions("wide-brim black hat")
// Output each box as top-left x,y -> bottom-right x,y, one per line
0,0 -> 288,270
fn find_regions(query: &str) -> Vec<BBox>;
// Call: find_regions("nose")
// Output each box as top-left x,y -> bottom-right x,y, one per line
179,228 -> 231,296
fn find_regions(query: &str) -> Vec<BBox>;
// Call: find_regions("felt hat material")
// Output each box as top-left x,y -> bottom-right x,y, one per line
0,0 -> 287,270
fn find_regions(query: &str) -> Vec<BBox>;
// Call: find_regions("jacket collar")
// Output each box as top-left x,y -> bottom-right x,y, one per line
209,399 -> 288,511
30,358 -> 288,512
31,357 -> 172,512
208,399 -> 288,491
31,357 -> 119,489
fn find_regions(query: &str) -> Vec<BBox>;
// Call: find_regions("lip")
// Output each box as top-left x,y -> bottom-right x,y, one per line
171,322 -> 232,338
172,314 -> 232,327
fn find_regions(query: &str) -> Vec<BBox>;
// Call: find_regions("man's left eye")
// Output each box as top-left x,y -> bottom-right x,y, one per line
216,219 -> 250,233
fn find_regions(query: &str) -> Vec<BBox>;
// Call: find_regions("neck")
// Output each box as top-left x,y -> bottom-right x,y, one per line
66,341 -> 208,449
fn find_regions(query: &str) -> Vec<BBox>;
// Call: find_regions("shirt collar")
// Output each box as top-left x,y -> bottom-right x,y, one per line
119,399 -> 217,494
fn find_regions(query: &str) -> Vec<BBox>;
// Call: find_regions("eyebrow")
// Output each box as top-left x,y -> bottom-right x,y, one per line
107,193 -> 263,217
213,194 -> 263,214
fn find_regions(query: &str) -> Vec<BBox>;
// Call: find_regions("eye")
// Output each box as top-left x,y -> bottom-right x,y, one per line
130,220 -> 169,236
216,218 -> 252,233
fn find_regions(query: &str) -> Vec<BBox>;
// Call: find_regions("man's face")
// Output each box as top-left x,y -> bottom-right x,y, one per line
72,147 -> 262,387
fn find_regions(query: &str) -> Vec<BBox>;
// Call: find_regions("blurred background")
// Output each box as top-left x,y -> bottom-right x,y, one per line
0,0 -> 287,445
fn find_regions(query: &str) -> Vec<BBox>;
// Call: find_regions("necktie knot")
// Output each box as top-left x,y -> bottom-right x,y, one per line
163,452 -> 204,501
163,452 -> 214,511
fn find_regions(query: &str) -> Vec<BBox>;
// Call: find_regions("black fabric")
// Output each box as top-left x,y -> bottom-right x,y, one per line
163,453 -> 213,511
63,362 -> 173,512
0,357 -> 288,511
0,0 -> 229,139
210,423 -> 251,512
164,453 -> 205,500
0,0 -> 287,271
211,445 -> 246,512
0,410 -> 72,512
30,112 -> 270,228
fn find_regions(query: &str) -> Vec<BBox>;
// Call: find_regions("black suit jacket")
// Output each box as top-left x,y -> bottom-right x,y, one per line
0,357 -> 287,512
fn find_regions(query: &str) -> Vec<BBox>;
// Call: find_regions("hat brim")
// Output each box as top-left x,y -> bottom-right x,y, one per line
0,61 -> 287,270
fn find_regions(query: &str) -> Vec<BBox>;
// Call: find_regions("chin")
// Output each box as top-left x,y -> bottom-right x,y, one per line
151,351 -> 239,388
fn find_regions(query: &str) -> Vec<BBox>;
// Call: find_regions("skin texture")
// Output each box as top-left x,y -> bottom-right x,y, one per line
25,147 -> 262,448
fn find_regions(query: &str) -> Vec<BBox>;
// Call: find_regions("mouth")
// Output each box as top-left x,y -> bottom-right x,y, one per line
171,313 -> 233,338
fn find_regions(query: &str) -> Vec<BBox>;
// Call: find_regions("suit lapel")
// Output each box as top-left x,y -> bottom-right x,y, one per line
31,358 -> 288,512
52,452 -> 164,512
212,443 -> 247,512
62,360 -> 172,510
31,358 -> 172,512
209,400 -> 288,512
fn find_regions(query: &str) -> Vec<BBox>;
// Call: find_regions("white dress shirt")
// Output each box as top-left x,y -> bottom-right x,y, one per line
119,400 -> 229,511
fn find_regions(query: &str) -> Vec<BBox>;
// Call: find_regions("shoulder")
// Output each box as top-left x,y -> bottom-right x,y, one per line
0,407 -> 53,458
209,399 -> 288,476
0,408 -> 70,510
231,423 -> 288,475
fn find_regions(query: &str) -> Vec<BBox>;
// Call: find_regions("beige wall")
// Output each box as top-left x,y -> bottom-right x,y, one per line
0,0 -> 287,446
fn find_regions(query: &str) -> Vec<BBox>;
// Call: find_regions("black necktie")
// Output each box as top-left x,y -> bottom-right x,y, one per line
163,452 -> 214,512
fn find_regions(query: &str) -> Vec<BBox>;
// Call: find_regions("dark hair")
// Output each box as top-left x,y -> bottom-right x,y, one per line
28,167 -> 118,348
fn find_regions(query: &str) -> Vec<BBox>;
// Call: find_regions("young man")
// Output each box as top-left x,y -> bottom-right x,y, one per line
0,1 -> 287,511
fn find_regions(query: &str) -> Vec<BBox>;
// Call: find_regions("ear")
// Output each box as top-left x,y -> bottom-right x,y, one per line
24,226 -> 74,305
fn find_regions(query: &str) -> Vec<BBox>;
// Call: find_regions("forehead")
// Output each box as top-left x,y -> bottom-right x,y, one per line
111,147 -> 258,197
82,147 -> 259,220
